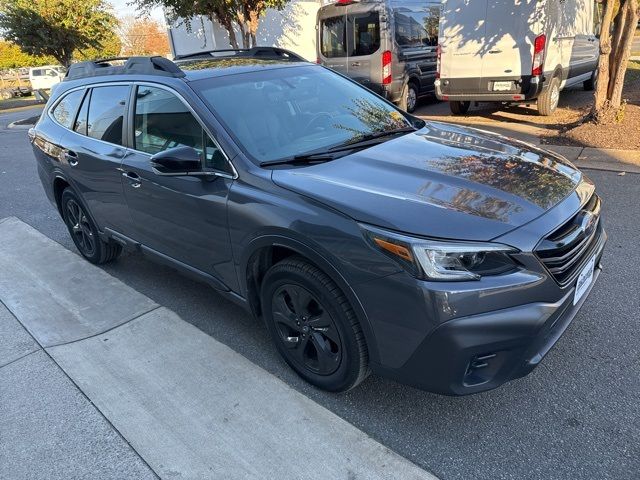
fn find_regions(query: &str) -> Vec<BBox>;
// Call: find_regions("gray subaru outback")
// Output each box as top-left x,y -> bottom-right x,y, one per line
30,48 -> 606,395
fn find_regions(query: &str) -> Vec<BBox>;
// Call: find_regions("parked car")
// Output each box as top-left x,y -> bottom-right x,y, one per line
30,49 -> 606,395
29,65 -> 66,91
317,0 -> 442,113
436,0 -> 601,115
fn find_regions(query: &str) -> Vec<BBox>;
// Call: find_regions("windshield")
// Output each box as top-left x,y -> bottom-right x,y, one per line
192,65 -> 419,164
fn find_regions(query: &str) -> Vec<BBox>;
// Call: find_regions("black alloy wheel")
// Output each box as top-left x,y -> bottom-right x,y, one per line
271,283 -> 342,376
65,197 -> 96,257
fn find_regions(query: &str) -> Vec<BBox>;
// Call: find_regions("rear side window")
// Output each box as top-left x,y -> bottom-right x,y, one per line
87,85 -> 129,145
51,89 -> 84,128
133,86 -> 229,172
350,12 -> 380,56
320,16 -> 347,58
394,6 -> 440,48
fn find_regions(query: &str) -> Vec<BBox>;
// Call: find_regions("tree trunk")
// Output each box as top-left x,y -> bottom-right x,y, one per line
213,12 -> 239,50
609,0 -> 639,107
592,0 -> 618,123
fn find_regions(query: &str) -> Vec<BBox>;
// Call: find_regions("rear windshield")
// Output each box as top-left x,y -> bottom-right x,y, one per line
393,6 -> 440,48
320,12 -> 380,58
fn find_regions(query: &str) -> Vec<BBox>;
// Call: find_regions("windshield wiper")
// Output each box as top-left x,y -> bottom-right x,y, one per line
260,126 -> 417,167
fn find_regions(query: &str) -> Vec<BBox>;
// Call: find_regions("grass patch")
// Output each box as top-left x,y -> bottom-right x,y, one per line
626,60 -> 640,84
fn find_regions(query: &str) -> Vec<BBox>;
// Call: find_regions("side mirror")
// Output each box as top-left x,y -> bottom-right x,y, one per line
150,146 -> 202,176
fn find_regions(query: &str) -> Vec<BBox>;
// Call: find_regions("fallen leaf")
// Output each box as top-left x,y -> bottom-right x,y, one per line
618,172 -> 626,176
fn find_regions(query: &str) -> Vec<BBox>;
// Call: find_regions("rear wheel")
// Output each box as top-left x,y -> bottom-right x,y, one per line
403,82 -> 419,113
260,256 -> 370,392
450,100 -> 470,115
537,76 -> 560,116
61,188 -> 121,264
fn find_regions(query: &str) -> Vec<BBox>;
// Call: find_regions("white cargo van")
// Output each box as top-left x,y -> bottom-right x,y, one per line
28,65 -> 66,91
435,0 -> 600,115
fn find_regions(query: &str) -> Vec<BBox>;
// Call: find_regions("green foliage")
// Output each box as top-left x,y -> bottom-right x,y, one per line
0,0 -> 119,66
0,41 -> 56,69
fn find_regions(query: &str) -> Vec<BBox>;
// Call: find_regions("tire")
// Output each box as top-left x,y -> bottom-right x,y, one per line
583,69 -> 598,91
404,82 -> 419,113
260,256 -> 370,392
61,188 -> 121,264
450,100 -> 470,115
1,90 -> 12,100
537,76 -> 560,116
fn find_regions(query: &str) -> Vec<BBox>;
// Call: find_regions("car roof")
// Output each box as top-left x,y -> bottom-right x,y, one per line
178,58 -> 314,82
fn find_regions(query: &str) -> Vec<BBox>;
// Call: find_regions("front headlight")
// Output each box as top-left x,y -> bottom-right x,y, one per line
361,224 -> 519,281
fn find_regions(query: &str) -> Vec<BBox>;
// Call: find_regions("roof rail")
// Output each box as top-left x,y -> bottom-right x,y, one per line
173,46 -> 305,62
64,56 -> 185,82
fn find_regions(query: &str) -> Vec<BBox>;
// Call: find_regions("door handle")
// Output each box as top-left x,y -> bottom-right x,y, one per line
64,150 -> 78,166
488,50 -> 502,54
122,171 -> 142,188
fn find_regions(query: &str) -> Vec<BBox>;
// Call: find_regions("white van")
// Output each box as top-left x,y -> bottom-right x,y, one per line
29,65 -> 66,91
435,0 -> 600,115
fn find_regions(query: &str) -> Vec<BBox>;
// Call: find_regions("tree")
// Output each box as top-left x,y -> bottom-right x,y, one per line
236,0 -> 290,48
136,0 -> 242,50
117,15 -> 170,56
0,41 -> 56,69
0,0 -> 119,67
592,0 -> 640,124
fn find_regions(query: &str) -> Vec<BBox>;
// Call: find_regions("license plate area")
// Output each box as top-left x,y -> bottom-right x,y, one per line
492,81 -> 514,91
573,255 -> 596,305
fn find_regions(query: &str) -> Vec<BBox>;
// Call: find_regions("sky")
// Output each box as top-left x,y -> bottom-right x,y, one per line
108,0 -> 165,24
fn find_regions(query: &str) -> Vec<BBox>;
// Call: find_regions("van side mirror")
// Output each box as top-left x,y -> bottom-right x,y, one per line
150,146 -> 202,176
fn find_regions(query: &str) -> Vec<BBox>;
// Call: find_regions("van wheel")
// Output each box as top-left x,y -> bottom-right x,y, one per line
61,188 -> 122,264
584,69 -> 598,91
260,256 -> 370,392
450,101 -> 470,115
399,82 -> 419,113
537,76 -> 560,116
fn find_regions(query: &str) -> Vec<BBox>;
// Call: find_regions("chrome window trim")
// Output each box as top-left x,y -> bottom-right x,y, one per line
132,81 -> 238,180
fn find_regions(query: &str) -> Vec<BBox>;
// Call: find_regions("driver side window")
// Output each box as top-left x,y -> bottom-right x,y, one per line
133,85 -> 230,173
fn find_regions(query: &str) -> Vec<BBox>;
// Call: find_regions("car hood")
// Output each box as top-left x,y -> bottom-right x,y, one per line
271,122 -> 582,241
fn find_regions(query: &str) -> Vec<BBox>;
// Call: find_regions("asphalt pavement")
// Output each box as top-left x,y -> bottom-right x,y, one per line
1,106 -> 639,480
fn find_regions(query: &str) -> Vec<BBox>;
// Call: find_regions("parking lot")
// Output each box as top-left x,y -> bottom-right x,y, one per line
1,104 -> 639,480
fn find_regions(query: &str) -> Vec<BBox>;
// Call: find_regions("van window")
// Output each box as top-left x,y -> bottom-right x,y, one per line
31,69 -> 43,77
394,6 -> 440,48
320,16 -> 347,58
350,12 -> 380,56
87,85 -> 129,145
51,89 -> 84,128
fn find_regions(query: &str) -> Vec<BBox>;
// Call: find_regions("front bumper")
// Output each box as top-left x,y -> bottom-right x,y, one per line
363,228 -> 606,396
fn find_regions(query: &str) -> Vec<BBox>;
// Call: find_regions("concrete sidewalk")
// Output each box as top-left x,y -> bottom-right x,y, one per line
0,217 -> 437,480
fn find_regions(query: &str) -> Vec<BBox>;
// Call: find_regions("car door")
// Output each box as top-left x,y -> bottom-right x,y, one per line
120,83 -> 236,285
59,84 -> 132,234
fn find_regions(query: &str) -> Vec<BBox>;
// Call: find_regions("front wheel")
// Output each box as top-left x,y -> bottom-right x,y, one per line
260,256 -> 370,392
450,100 -> 470,115
61,188 -> 121,264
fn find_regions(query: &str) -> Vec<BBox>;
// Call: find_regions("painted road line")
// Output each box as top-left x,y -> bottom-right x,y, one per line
1,217 -> 437,479
0,217 -> 158,346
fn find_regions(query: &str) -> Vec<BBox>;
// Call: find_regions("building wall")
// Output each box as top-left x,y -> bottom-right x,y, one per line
166,1 -> 322,62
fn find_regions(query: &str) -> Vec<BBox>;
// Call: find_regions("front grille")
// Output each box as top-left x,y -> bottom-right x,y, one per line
535,193 -> 603,285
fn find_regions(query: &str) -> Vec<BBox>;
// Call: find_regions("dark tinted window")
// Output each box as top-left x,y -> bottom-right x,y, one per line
320,16 -> 347,58
74,90 -> 89,135
134,86 -> 229,172
52,89 -> 84,128
87,85 -> 129,145
350,12 -> 380,56
394,6 -> 440,48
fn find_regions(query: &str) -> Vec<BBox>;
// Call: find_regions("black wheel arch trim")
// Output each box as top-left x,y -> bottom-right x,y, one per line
240,233 -> 381,365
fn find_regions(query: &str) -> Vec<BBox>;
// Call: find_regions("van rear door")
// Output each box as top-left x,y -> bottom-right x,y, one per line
439,0 -> 488,92
479,1 -> 539,91
345,5 -> 382,90
319,6 -> 349,75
